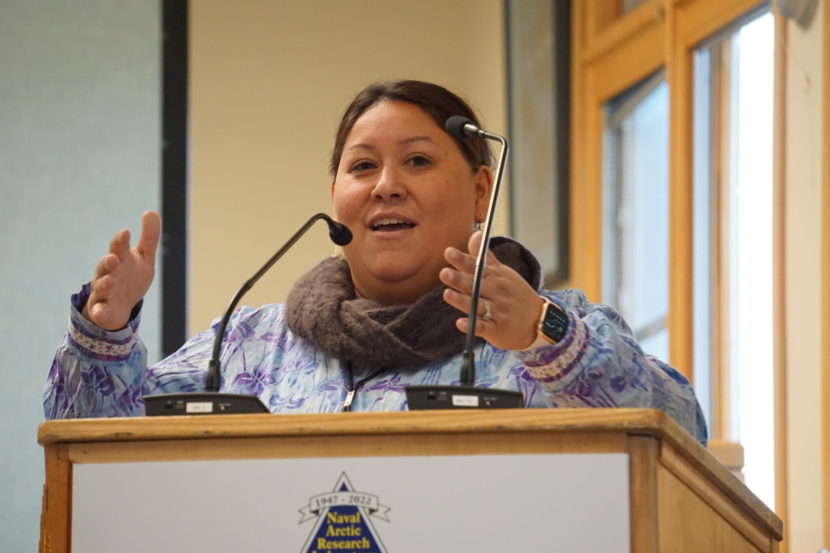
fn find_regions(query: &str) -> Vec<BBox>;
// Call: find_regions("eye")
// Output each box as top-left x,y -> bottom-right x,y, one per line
406,155 -> 431,167
350,160 -> 377,172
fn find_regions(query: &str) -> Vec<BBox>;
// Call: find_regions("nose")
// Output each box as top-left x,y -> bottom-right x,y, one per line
372,166 -> 407,201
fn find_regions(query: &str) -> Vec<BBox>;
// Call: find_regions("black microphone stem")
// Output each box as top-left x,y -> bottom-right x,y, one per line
205,213 -> 343,392
460,132 -> 508,387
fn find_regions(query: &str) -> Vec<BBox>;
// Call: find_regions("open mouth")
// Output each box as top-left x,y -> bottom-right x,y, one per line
370,218 -> 416,232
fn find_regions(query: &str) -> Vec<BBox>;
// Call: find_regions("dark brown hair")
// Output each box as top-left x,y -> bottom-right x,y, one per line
329,80 -> 492,176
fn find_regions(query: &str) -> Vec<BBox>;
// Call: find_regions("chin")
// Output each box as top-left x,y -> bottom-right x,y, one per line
370,263 -> 424,284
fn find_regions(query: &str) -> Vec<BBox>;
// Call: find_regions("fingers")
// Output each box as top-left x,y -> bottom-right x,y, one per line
443,287 -> 473,316
443,288 -> 494,322
108,228 -> 131,261
441,242 -> 501,294
466,231 -> 502,266
440,253 -> 506,298
83,212 -> 159,330
93,252 -> 120,280
442,289 -> 492,342
91,272 -> 116,299
136,210 -> 161,262
467,230 -> 483,260
84,269 -> 117,327
444,233 -> 501,277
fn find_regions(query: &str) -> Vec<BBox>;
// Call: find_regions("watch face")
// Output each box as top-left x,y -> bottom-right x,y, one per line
541,301 -> 569,343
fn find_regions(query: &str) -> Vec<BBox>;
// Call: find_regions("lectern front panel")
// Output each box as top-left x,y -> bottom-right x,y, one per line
72,453 -> 630,553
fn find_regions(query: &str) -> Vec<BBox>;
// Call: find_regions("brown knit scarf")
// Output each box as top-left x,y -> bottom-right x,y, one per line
284,237 -> 542,368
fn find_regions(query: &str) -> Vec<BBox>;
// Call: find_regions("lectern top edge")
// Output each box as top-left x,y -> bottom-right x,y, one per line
39,408 -> 665,445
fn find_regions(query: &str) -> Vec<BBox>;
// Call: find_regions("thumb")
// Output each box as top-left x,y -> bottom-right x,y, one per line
136,210 -> 161,262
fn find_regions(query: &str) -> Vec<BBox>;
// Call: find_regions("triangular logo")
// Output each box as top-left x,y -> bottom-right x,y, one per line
298,472 -> 390,553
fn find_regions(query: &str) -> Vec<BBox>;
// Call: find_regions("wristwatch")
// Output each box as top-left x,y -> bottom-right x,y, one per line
537,298 -> 569,344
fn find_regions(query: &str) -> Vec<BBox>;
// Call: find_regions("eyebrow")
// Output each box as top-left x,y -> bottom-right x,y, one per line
346,136 -> 437,152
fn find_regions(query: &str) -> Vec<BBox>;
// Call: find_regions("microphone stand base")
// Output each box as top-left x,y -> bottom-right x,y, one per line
405,385 -> 523,410
143,393 -> 269,416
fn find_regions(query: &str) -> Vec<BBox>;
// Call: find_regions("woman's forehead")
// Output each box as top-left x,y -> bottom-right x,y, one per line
350,101 -> 441,134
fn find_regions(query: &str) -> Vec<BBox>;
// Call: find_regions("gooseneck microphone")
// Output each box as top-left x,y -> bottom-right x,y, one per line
445,116 -> 510,387
144,213 -> 352,416
405,117 -> 523,410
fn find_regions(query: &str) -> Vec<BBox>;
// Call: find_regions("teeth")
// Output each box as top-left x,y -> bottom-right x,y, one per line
372,218 -> 410,229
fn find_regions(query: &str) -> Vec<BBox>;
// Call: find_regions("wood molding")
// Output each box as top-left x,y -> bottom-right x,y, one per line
584,0 -> 623,47
581,0 -> 661,64
64,431 -> 629,464
39,408 -> 669,445
570,0 -> 589,295
672,0 -> 767,45
713,39 -> 733,440
39,445 -> 71,553
772,8 -> 790,553
627,434 -> 659,552
665,0 -> 695,377
823,0 -> 830,546
590,20 -> 665,100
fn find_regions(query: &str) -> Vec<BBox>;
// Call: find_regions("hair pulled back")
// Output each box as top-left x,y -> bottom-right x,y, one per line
329,80 -> 492,176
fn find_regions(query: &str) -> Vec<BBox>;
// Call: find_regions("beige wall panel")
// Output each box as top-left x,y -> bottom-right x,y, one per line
189,0 -> 507,334
783,1 -> 826,550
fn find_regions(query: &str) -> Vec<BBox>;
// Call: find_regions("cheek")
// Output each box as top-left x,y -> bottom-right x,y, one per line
331,184 -> 359,221
439,175 -> 479,214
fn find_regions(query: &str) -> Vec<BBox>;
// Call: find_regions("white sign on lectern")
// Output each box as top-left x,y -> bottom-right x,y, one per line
73,453 -> 630,552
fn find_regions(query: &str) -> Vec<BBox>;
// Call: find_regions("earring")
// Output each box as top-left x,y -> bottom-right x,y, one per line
473,220 -> 483,231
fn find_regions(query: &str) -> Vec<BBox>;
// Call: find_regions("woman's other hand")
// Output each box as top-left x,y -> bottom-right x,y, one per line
440,231 -> 543,351
82,211 -> 161,330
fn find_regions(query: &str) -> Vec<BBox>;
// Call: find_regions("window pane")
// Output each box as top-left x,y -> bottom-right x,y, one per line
603,76 -> 670,362
733,11 -> 775,508
693,10 -> 774,507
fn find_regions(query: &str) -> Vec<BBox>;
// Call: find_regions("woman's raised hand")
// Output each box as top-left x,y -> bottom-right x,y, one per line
82,211 -> 161,330
440,231 -> 544,351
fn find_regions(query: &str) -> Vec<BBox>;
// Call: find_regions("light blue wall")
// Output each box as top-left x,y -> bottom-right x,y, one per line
0,1 -> 161,550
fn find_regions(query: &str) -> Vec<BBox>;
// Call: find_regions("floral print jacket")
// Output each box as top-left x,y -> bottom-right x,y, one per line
44,284 -> 708,445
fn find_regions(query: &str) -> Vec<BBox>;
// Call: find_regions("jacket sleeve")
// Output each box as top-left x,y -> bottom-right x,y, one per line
43,284 -> 210,419
516,289 -> 709,445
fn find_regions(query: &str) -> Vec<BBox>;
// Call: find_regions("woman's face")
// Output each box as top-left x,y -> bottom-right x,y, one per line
332,100 -> 491,305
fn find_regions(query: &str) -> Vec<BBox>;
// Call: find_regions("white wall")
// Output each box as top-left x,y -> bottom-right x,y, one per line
0,1 -> 161,550
783,0 -> 826,550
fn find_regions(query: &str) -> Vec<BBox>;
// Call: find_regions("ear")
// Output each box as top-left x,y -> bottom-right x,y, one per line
330,181 -> 336,199
472,165 -> 493,223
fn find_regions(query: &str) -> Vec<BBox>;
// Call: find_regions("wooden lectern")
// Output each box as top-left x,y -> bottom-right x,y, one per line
38,409 -> 782,552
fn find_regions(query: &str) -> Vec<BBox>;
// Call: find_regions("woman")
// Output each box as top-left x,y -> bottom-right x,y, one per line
44,80 -> 707,445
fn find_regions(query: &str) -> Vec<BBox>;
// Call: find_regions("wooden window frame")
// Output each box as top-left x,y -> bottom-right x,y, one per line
571,0 -> 789,546
822,0 -> 830,546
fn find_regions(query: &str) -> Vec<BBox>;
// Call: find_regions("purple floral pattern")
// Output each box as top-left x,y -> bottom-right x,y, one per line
44,287 -> 708,444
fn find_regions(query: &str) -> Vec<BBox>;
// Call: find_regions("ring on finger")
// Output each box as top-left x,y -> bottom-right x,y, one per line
480,299 -> 493,322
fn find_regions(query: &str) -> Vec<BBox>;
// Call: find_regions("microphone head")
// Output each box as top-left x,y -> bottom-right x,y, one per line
445,116 -> 476,139
328,222 -> 353,246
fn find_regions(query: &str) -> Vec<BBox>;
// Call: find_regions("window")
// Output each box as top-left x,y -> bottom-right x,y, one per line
693,9 -> 775,506
603,75 -> 670,361
571,0 -> 782,513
